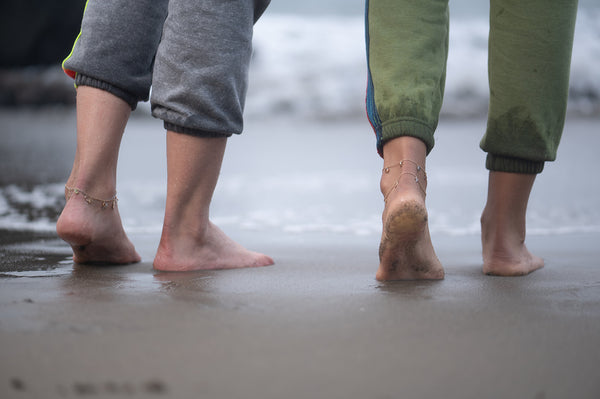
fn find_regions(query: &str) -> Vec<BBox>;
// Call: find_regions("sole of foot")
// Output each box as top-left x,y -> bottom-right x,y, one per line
377,199 -> 444,281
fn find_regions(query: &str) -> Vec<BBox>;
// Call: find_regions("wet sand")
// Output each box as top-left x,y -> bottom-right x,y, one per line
1,230 -> 599,398
1,110 -> 599,398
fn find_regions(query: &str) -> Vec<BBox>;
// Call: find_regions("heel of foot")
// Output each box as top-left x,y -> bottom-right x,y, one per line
57,231 -> 92,248
56,217 -> 92,247
378,200 -> 443,281
377,255 -> 444,280
56,197 -> 140,265
384,200 -> 428,239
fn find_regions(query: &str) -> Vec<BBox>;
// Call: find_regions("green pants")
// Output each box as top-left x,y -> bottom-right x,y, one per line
366,0 -> 578,173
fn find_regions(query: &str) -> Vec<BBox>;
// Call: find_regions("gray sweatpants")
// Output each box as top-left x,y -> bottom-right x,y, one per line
63,0 -> 270,137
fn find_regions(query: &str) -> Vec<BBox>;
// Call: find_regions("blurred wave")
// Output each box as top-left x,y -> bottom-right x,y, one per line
3,7 -> 597,117
245,10 -> 600,119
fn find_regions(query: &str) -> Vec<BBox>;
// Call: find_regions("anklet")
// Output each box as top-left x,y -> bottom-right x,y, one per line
65,186 -> 118,209
382,160 -> 427,202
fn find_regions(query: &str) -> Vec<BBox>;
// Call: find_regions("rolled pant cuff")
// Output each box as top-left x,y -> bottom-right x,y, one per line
379,118 -> 436,156
75,74 -> 139,110
164,122 -> 233,138
485,154 -> 545,174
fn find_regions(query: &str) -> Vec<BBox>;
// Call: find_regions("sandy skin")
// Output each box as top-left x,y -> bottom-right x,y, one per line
378,173 -> 444,281
377,137 -> 543,280
377,138 -> 444,281
378,170 -> 544,280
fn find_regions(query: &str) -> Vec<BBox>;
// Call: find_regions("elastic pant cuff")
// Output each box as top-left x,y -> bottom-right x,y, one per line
485,154 -> 545,174
75,74 -> 139,110
379,118 -> 435,156
164,122 -> 233,138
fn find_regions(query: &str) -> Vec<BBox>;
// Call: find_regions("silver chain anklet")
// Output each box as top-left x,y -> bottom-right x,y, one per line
382,160 -> 427,202
65,186 -> 118,209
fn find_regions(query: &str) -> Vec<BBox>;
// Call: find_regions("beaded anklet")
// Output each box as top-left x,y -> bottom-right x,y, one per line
382,159 -> 427,202
65,186 -> 118,209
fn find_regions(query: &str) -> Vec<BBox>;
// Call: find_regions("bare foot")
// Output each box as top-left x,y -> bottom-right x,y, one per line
481,211 -> 544,276
56,192 -> 141,264
153,222 -> 274,272
377,175 -> 444,281
480,171 -> 543,276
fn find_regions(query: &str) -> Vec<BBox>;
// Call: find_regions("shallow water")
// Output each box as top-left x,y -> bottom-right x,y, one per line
1,2 -> 599,244
1,109 -> 599,242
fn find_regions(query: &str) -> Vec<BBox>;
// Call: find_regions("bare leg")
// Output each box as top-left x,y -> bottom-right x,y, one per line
56,86 -> 141,264
153,132 -> 273,271
481,171 -> 544,276
377,137 -> 444,281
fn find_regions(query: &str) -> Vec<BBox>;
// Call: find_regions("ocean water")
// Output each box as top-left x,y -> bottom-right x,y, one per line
1,114 -> 599,240
1,1 -> 599,239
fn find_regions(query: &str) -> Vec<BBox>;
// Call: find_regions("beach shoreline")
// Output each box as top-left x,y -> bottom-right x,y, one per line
1,228 -> 599,399
1,110 -> 599,398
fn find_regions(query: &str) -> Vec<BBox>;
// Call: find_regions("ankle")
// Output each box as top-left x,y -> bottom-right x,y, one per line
160,219 -> 210,246
380,159 -> 428,202
481,207 -> 526,240
68,170 -> 117,196
481,223 -> 527,259
65,186 -> 118,209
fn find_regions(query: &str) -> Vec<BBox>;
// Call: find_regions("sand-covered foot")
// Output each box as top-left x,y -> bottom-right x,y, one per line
56,191 -> 141,264
153,222 -> 274,272
377,176 -> 443,281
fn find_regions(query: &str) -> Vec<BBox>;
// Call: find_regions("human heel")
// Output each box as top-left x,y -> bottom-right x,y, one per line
57,185 -> 140,264
377,159 -> 443,280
